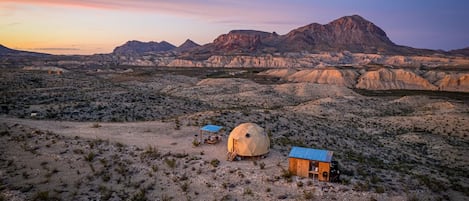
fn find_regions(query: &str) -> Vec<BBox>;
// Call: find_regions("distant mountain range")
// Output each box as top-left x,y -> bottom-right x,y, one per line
1,15 -> 468,58
0,44 -> 49,57
111,15 -> 468,57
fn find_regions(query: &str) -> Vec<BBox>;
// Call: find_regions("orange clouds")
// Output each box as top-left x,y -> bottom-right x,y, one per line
0,0 -> 301,26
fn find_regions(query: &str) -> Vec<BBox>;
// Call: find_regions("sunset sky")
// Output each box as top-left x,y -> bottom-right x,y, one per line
1,0 -> 468,55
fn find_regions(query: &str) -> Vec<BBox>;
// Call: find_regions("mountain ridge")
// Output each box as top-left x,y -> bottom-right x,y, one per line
1,15 -> 466,58
0,44 -> 49,56
111,15 -> 441,58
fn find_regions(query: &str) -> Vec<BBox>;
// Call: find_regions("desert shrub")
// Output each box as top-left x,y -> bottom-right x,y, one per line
370,174 -> 382,184
160,194 -> 172,201
130,189 -> 147,201
416,174 -> 446,192
297,181 -> 303,187
303,190 -> 315,199
32,191 -> 59,201
180,182 -> 189,192
210,159 -> 220,167
407,194 -> 419,201
102,172 -> 111,182
84,152 -> 95,162
115,142 -> 124,148
141,146 -> 160,160
164,158 -> 177,169
151,165 -> 158,172
353,181 -> 370,191
99,186 -> 112,201
73,149 -> 84,154
280,168 -> 293,180
192,139 -> 200,147
173,152 -> 188,158
180,173 -> 188,181
375,185 -> 385,193
259,162 -> 265,169
243,188 -> 253,196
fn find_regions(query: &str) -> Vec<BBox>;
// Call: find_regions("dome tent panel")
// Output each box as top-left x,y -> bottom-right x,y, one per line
227,123 -> 270,157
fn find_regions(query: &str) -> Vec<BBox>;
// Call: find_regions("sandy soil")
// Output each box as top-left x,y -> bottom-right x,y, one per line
0,116 -> 412,201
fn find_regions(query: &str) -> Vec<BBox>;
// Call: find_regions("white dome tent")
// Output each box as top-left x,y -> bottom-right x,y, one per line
227,123 -> 270,161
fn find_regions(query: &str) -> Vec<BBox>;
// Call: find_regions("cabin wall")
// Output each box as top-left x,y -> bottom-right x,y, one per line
288,158 -> 310,178
289,158 -> 332,181
318,162 -> 331,181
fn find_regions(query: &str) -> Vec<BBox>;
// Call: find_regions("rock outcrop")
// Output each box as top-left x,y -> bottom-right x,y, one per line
113,40 -> 176,55
160,53 -> 469,68
436,74 -> 469,92
261,68 -> 469,92
280,68 -> 357,87
355,68 -> 437,90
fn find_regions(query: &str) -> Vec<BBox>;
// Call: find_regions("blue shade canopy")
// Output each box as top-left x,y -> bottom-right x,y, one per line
288,146 -> 333,162
200,125 -> 223,133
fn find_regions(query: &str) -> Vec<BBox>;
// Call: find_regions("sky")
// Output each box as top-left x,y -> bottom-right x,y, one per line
1,0 -> 468,55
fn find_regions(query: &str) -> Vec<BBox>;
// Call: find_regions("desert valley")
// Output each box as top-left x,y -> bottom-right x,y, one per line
0,15 -> 468,201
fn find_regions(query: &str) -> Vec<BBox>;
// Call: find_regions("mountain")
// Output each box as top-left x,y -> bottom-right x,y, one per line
281,15 -> 398,53
174,39 -> 201,52
448,47 -> 469,56
180,15 -> 436,58
111,15 -> 459,58
0,44 -> 49,56
112,40 -> 176,54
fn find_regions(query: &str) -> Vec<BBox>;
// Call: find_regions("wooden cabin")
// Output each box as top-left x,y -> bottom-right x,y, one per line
288,146 -> 334,182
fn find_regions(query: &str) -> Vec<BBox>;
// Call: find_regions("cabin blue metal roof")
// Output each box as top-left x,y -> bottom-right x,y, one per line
200,125 -> 223,133
288,146 -> 333,162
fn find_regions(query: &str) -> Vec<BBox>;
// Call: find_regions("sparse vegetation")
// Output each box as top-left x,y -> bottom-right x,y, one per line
164,158 -> 177,169
91,123 -> 101,128
0,67 -> 468,200
84,152 -> 95,162
210,159 -> 220,167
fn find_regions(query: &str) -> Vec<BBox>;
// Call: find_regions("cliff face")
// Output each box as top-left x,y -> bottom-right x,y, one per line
435,74 -> 469,92
285,68 -> 358,87
356,68 -> 438,90
261,68 -> 469,93
158,53 -> 469,68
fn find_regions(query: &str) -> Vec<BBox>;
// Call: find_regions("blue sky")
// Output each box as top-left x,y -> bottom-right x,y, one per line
1,0 -> 468,54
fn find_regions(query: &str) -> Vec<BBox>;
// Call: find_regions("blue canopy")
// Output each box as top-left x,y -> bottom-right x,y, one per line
288,146 -> 333,162
200,125 -> 223,133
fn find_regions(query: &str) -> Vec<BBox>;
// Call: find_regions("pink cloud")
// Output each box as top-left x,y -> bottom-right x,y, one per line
0,0 -> 305,26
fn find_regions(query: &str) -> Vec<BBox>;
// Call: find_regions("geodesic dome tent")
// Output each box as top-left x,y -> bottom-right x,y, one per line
227,123 -> 270,157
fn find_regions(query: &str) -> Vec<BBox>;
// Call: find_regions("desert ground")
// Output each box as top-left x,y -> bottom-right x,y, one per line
0,66 -> 468,201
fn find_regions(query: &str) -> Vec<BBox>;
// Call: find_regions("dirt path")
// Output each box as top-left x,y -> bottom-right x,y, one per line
0,115 -> 228,159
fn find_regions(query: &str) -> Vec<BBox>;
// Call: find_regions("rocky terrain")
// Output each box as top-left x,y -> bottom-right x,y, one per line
0,13 -> 468,200
259,67 -> 469,92
0,66 -> 468,201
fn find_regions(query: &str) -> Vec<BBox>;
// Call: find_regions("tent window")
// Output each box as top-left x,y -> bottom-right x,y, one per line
245,133 -> 251,138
